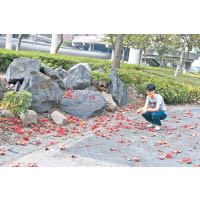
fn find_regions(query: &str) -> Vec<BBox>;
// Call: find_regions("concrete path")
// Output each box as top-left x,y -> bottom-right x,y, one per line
1,105 -> 200,167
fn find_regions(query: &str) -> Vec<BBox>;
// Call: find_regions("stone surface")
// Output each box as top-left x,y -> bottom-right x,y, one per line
41,65 -> 65,89
20,110 -> 38,125
60,90 -> 106,118
51,111 -> 66,125
0,80 -> 7,100
6,57 -> 41,84
63,63 -> 91,90
19,70 -> 64,113
108,68 -> 128,106
71,63 -> 91,71
14,81 -> 21,92
101,92 -> 117,112
0,109 -> 14,118
54,67 -> 68,79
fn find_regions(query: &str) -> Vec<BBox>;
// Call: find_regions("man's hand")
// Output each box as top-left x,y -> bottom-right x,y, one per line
137,108 -> 143,113
141,109 -> 148,114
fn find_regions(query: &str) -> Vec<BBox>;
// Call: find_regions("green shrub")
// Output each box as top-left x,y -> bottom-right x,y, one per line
0,90 -> 32,117
1,48 -> 200,104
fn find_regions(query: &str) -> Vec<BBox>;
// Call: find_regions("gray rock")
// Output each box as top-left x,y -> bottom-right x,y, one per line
60,90 -> 106,118
20,110 -> 38,125
101,92 -> 117,112
63,63 -> 91,90
108,68 -> 128,106
19,70 -> 64,113
0,80 -> 7,100
71,63 -> 91,71
0,109 -> 14,118
51,111 -> 66,125
14,81 -> 21,92
41,65 -> 65,90
54,67 -> 68,79
6,57 -> 41,84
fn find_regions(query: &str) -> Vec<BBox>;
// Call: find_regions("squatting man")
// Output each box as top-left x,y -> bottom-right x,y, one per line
137,84 -> 167,131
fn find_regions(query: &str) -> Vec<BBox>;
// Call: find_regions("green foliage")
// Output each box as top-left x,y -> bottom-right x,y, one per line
90,71 -> 110,84
1,48 -> 200,104
0,90 -> 32,117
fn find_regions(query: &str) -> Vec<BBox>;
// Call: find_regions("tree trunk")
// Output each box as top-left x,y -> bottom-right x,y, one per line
139,49 -> 143,65
182,49 -> 190,74
174,37 -> 187,77
144,48 -> 147,66
16,34 -> 23,51
50,34 -> 63,54
5,34 -> 13,50
113,34 -> 124,68
55,34 -> 63,54
121,46 -> 128,62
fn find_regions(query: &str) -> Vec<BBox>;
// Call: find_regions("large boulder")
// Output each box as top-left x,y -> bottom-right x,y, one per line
60,90 -> 106,118
6,57 -> 41,84
71,63 -> 91,71
0,80 -> 7,100
63,63 -> 91,90
19,70 -> 64,113
108,68 -> 128,106
41,65 -> 65,89
54,67 -> 68,79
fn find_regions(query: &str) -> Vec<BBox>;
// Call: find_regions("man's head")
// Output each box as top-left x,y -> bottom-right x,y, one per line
146,84 -> 155,97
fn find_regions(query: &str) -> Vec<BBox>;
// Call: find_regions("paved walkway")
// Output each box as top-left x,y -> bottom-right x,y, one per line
1,105 -> 200,167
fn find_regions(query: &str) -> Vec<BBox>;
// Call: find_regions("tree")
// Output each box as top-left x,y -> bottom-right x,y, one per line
103,34 -> 117,60
174,34 -> 200,76
5,34 -> 13,50
16,34 -> 23,51
130,34 -> 154,65
50,34 -> 64,54
113,34 -> 124,68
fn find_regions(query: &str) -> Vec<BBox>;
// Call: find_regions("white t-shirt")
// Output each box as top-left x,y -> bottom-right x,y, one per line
145,94 -> 167,112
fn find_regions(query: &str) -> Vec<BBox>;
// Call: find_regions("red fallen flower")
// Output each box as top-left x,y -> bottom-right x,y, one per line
85,144 -> 91,147
118,139 -> 126,143
91,95 -> 96,100
49,141 -> 55,145
17,139 -> 27,146
172,149 -> 181,154
110,148 -> 120,152
38,118 -> 49,123
0,148 -> 6,156
166,153 -> 173,159
69,154 -> 78,158
60,145 -> 66,150
8,162 -> 21,167
133,156 -> 140,162
123,125 -> 131,129
23,137 -> 30,141
193,164 -> 200,167
27,163 -> 38,167
182,158 -> 192,164
36,140 -> 41,146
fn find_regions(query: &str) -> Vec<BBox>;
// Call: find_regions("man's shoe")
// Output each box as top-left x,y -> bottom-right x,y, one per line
147,123 -> 156,128
154,125 -> 161,131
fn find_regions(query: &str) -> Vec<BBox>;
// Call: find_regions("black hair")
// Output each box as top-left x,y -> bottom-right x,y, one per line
146,84 -> 155,91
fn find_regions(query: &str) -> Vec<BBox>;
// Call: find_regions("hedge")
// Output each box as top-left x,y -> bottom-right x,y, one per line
0,48 -> 200,104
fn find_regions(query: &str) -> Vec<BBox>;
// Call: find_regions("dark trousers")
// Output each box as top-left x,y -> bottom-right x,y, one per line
142,111 -> 167,126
